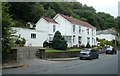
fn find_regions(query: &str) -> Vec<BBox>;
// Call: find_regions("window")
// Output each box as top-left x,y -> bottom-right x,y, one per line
73,25 -> 75,33
87,37 -> 90,44
79,26 -> 81,33
64,36 -> 71,43
31,33 -> 36,39
92,38 -> 94,45
87,28 -> 89,34
78,36 -> 82,44
53,25 -> 56,32
92,29 -> 94,35
73,36 -> 75,43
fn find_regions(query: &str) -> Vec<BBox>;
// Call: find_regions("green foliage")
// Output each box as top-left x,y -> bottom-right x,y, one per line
2,3 -> 15,59
86,43 -> 91,48
115,16 -> 120,34
8,2 -> 117,31
44,7 -> 56,18
15,36 -> 26,46
43,41 -> 49,47
29,3 -> 45,23
99,39 -> 106,47
52,31 -> 67,50
79,44 -> 85,48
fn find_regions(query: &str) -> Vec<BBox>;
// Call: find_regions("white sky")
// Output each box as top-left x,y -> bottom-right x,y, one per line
77,0 -> 119,17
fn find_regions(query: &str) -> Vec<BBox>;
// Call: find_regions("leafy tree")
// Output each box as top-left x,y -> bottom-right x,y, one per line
2,3 -> 15,60
115,16 -> 120,34
44,7 -> 56,18
52,31 -> 67,50
15,36 -> 26,46
29,3 -> 45,23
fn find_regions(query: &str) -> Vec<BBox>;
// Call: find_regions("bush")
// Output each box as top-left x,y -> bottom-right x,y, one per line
43,41 -> 49,47
86,43 -> 91,48
15,38 -> 26,46
80,44 -> 85,48
52,31 -> 67,50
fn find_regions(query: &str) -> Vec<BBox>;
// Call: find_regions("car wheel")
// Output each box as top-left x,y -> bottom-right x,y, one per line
97,55 -> 99,59
90,57 -> 93,60
79,57 -> 82,60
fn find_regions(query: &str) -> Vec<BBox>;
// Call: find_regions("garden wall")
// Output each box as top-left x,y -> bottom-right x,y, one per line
45,51 -> 80,58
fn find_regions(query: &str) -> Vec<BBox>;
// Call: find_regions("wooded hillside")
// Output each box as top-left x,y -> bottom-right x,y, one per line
8,2 -> 120,31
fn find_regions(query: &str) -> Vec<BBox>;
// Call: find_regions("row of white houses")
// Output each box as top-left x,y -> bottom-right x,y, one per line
12,14 -> 97,47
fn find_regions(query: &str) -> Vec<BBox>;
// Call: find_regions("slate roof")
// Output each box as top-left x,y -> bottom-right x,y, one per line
96,28 -> 116,35
43,17 -> 58,24
59,14 -> 96,29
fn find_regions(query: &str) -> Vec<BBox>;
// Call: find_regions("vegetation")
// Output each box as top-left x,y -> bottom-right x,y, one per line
8,2 -> 119,31
52,31 -> 67,50
2,2 -> 119,59
86,43 -> 91,48
2,3 -> 15,61
45,48 -> 80,52
15,36 -> 26,46
97,38 -> 118,47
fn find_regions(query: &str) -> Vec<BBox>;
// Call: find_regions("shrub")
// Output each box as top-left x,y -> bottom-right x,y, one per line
86,43 -> 91,48
15,37 -> 26,46
80,44 -> 85,48
43,41 -> 49,47
52,31 -> 67,50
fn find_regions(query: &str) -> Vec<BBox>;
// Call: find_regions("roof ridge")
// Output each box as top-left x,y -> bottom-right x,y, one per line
58,14 -> 96,29
42,17 -> 58,24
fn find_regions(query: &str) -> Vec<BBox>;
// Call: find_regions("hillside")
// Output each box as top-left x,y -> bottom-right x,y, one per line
8,2 -> 119,31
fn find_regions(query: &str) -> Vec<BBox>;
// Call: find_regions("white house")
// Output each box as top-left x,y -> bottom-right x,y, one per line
96,28 -> 116,41
12,14 -> 97,47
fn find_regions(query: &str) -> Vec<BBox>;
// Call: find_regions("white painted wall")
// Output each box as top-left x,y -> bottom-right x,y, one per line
54,14 -> 96,47
13,14 -> 96,47
12,27 -> 48,47
54,14 -> 73,36
96,34 -> 115,41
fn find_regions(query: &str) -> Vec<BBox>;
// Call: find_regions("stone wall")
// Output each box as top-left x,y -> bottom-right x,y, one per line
12,47 -> 41,61
11,47 -> 80,62
45,51 -> 80,58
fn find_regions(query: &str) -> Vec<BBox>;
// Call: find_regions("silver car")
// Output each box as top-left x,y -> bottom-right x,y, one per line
79,48 -> 99,60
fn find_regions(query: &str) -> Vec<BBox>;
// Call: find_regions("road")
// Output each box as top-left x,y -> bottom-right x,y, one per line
3,52 -> 119,74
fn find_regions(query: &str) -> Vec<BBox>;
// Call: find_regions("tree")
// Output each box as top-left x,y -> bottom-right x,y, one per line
2,3 -> 15,60
44,7 -> 56,18
52,31 -> 67,50
115,16 -> 120,34
30,3 -> 45,23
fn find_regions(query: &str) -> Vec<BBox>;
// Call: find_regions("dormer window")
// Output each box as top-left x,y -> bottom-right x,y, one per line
53,25 -> 56,32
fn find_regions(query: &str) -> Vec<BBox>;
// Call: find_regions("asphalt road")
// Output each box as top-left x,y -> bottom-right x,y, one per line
3,52 -> 119,74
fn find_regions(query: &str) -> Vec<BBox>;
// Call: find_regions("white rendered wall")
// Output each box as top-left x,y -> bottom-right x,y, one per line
96,34 -> 115,41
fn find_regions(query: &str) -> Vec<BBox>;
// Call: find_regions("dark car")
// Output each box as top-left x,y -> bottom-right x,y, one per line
79,48 -> 99,60
106,46 -> 117,54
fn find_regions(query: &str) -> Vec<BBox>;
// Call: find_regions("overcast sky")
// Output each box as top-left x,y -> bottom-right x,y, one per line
77,0 -> 119,17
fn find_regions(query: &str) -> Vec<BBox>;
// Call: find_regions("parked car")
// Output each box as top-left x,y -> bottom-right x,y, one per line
106,46 -> 117,54
79,48 -> 99,60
